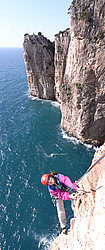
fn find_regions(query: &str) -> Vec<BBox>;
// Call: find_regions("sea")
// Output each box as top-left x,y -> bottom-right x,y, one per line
0,48 -> 95,250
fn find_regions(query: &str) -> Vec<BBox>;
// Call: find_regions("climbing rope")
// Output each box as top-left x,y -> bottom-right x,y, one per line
67,153 -> 105,193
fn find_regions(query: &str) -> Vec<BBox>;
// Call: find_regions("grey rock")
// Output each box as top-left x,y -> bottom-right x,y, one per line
23,0 -> 105,146
23,33 -> 55,100
55,0 -> 105,146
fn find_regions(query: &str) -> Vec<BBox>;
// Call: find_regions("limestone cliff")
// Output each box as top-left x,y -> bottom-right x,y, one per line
54,28 -> 71,103
50,144 -> 105,250
55,0 -> 105,146
23,33 -> 55,99
23,0 -> 105,146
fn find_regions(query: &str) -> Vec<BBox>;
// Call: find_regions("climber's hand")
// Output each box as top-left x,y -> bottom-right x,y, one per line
77,187 -> 85,194
69,193 -> 77,200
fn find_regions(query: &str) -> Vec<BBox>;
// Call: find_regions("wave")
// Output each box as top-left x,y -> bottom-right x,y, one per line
60,127 -> 96,150
28,95 -> 39,101
47,152 -> 67,158
60,128 -> 80,145
34,231 -> 59,250
0,149 -> 5,161
51,101 -> 60,108
27,93 -> 60,108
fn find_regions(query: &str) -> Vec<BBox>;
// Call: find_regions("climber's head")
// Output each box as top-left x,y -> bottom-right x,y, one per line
41,173 -> 56,186
47,176 -> 56,185
41,174 -> 49,186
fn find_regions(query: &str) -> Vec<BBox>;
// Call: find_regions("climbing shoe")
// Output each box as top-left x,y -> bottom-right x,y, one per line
61,227 -> 68,235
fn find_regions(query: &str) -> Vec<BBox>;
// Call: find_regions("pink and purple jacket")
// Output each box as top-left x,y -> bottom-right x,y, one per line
48,174 -> 78,200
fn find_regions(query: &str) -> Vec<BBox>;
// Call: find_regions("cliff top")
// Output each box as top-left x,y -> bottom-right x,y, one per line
24,32 -> 54,46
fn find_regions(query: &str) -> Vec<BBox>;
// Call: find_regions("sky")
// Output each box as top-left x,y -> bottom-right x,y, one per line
0,0 -> 72,47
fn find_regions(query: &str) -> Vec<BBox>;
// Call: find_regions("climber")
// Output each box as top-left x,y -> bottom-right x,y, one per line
41,172 -> 83,234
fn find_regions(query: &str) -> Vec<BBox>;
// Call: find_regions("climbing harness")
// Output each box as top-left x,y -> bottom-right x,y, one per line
53,175 -> 73,192
67,153 -> 105,193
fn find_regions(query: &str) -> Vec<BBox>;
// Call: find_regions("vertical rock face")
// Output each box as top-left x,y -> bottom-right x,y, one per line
23,33 -> 55,100
54,28 -> 71,103
50,143 -> 105,250
55,0 -> 105,146
23,0 -> 105,146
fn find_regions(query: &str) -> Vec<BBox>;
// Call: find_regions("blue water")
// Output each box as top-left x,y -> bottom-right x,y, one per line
0,48 -> 95,249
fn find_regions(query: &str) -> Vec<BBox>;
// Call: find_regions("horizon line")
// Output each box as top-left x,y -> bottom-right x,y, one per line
0,46 -> 23,48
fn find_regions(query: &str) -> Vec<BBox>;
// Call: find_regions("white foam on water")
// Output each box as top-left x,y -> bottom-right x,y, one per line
28,94 -> 45,102
84,142 -> 97,151
60,127 -> 96,150
29,95 -> 39,101
8,118 -> 15,124
27,94 -> 60,108
51,101 -> 60,108
34,231 -> 59,250
6,188 -> 11,200
36,144 -> 65,160
8,145 -> 11,152
60,128 -> 80,145
24,179 -> 29,188
21,106 -> 25,110
1,150 -> 5,161
1,204 -> 7,213
48,152 -> 67,158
